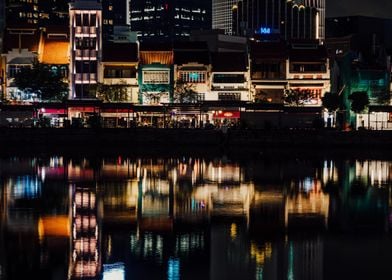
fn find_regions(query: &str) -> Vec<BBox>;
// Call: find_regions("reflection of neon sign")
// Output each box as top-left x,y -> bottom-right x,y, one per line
259,27 -> 271,34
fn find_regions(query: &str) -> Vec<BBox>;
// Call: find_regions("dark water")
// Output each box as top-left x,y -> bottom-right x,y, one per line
0,155 -> 392,280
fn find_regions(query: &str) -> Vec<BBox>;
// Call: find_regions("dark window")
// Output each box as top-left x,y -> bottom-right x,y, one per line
104,67 -> 136,78
75,84 -> 95,98
291,63 -> 326,73
75,14 -> 82,26
83,14 -> 89,26
90,14 -> 96,26
218,92 -> 241,101
75,61 -> 96,73
213,74 -> 245,83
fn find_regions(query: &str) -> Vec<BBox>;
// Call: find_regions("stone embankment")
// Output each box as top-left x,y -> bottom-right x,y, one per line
0,128 -> 391,150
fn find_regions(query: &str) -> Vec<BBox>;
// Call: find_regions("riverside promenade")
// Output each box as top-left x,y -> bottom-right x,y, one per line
1,128 -> 392,151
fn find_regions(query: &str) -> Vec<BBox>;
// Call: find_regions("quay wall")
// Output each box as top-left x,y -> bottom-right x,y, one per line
0,128 -> 392,150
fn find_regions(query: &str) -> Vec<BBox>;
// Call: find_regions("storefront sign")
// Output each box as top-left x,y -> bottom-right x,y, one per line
213,111 -> 240,119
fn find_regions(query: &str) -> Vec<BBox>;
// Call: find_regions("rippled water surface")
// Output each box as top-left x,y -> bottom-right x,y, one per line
1,155 -> 392,280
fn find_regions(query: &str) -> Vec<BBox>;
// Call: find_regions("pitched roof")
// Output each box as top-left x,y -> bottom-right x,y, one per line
8,57 -> 35,64
3,27 -> 40,52
289,45 -> 328,62
211,52 -> 248,72
40,37 -> 69,65
102,42 -> 138,62
174,50 -> 210,65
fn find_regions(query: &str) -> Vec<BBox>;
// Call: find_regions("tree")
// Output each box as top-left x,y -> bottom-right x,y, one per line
14,61 -> 68,101
348,91 -> 369,113
322,91 -> 341,128
254,90 -> 269,103
283,88 -> 313,106
173,80 -> 199,103
322,92 -> 340,112
96,81 -> 129,102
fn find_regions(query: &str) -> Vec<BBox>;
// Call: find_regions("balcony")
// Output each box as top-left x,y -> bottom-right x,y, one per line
75,50 -> 97,60
211,83 -> 248,91
75,73 -> 97,83
74,26 -> 97,36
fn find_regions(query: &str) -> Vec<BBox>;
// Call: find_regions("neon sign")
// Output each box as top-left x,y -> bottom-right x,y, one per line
259,27 -> 271,34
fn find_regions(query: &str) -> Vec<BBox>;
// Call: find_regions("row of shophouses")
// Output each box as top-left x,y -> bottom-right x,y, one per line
0,23 -> 390,129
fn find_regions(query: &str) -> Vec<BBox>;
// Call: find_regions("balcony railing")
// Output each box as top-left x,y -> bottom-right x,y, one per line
75,73 -> 97,81
75,26 -> 97,35
75,49 -> 97,59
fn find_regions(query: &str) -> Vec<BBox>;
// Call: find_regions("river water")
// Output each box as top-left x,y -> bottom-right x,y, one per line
0,154 -> 392,280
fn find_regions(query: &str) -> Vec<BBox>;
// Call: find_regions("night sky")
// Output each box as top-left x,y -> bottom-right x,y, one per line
328,0 -> 392,18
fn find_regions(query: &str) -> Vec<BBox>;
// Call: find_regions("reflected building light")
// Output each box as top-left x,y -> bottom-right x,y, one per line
9,176 -> 41,199
143,168 -> 147,191
302,177 -> 314,193
250,242 -> 272,266
74,261 -> 98,277
41,168 -> 46,182
322,160 -> 338,184
167,257 -> 180,280
75,193 -> 82,207
103,263 -> 125,280
70,184 -> 100,279
137,166 -> 141,179
172,169 -> 177,185
230,223 -> 237,240
179,163 -> 187,176
357,161 -> 390,187
255,266 -> 263,280
371,168 -> 375,186
288,242 -> 294,280
156,235 -> 163,258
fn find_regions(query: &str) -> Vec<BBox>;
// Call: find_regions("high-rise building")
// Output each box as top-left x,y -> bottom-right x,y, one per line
5,0 -> 69,26
69,0 -> 102,99
231,0 -> 325,42
101,0 -> 130,39
130,0 -> 211,41
4,0 -> 129,39
212,0 -> 237,35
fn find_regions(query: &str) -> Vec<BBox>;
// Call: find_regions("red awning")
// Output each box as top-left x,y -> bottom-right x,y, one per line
40,108 -> 66,115
213,111 -> 240,119
101,108 -> 132,113
68,106 -> 98,113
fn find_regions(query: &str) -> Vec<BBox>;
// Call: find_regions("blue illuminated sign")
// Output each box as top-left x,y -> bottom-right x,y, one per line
259,27 -> 271,34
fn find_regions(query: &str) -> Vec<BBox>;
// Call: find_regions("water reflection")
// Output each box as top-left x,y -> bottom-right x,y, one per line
0,156 -> 392,279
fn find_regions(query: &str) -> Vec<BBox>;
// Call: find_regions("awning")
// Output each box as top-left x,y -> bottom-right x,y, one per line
213,111 -> 240,119
68,106 -> 99,113
101,108 -> 132,113
40,108 -> 66,115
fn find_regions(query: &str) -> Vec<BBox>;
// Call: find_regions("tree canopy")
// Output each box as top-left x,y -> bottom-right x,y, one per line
14,62 -> 68,101
173,80 -> 199,103
283,88 -> 313,106
96,81 -> 129,102
348,91 -> 369,113
322,92 -> 340,112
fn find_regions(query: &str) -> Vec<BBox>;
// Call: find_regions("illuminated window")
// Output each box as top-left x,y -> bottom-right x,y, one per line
143,71 -> 170,84
108,5 -> 113,11
179,71 -> 206,83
